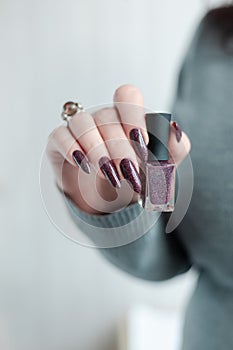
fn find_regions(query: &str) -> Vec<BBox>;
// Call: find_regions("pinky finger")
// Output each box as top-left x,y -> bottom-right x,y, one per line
48,125 -> 91,174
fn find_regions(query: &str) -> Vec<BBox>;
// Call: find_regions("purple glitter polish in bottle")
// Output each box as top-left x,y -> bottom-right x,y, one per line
140,113 -> 176,212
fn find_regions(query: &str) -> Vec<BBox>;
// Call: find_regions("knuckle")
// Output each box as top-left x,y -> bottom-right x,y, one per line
68,115 -> 78,130
69,111 -> 94,135
69,111 -> 91,125
93,107 -> 118,125
108,141 -> 136,159
87,138 -> 104,152
59,135 -> 75,151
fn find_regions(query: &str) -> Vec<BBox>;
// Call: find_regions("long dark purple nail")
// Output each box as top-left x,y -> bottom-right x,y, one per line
72,150 -> 91,174
129,128 -> 148,162
172,122 -> 182,142
120,158 -> 141,194
99,157 -> 121,189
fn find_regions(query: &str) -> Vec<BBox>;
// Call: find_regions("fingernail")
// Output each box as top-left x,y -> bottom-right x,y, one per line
120,158 -> 141,194
72,150 -> 91,174
172,122 -> 182,142
129,128 -> 148,162
99,157 -> 121,189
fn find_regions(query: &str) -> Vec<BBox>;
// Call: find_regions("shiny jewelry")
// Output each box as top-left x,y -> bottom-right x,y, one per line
61,101 -> 84,121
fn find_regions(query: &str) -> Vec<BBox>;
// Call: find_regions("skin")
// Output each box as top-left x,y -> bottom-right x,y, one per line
46,84 -> 191,215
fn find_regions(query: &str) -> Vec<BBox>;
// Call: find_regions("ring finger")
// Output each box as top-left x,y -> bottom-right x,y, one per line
68,111 -> 121,189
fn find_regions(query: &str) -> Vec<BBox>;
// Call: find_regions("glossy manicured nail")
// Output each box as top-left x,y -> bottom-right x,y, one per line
172,122 -> 182,142
72,150 -> 91,174
120,158 -> 141,194
99,157 -> 121,189
129,128 -> 148,162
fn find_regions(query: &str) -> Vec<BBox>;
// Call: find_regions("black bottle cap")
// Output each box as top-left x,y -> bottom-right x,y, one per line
146,112 -> 171,161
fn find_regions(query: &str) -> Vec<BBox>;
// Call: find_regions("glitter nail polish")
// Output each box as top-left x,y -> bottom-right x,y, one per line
140,113 -> 176,212
172,122 -> 182,142
99,156 -> 121,189
120,158 -> 142,194
72,150 -> 91,174
129,128 -> 148,162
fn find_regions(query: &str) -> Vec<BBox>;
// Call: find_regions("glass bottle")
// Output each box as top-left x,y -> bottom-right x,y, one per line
140,113 -> 176,212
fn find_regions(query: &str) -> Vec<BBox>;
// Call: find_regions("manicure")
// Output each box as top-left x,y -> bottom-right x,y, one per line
72,150 -> 91,174
172,122 -> 182,142
99,157 -> 121,189
120,158 -> 141,194
129,128 -> 148,162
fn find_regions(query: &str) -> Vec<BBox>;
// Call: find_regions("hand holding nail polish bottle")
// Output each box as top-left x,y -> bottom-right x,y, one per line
140,113 -> 176,212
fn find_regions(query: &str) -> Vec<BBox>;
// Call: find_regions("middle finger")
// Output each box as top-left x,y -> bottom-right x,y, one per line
93,107 -> 141,194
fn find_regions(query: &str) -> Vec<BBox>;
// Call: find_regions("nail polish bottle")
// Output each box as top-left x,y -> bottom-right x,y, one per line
140,113 -> 176,212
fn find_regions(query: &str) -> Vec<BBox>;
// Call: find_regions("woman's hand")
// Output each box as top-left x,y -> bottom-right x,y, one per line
46,84 -> 191,214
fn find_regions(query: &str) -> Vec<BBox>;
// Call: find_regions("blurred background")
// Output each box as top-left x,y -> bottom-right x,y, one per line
0,1 -> 207,349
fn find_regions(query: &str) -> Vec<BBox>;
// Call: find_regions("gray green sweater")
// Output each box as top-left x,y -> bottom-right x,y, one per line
67,7 -> 233,350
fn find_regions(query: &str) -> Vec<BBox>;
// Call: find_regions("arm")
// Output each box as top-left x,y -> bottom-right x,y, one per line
66,197 -> 191,281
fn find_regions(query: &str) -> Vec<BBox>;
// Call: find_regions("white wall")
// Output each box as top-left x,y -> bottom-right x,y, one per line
0,1 -> 205,350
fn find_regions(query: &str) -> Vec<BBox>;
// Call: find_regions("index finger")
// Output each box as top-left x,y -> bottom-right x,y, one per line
113,84 -> 149,145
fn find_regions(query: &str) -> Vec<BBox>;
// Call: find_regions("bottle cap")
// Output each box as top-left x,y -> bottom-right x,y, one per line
146,112 -> 171,161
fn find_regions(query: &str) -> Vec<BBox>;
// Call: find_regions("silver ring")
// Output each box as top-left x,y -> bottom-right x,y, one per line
61,101 -> 84,122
